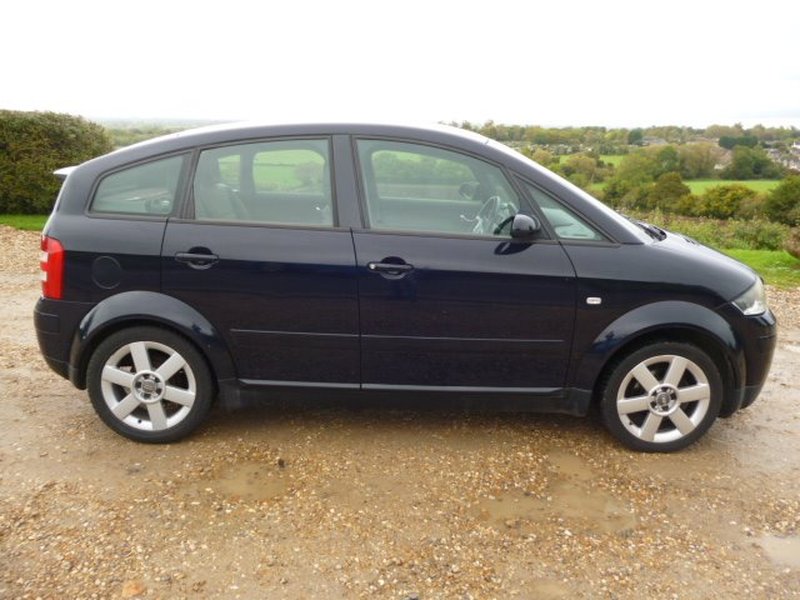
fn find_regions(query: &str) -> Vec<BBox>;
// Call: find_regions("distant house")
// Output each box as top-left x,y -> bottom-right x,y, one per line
770,144 -> 800,171
641,136 -> 667,146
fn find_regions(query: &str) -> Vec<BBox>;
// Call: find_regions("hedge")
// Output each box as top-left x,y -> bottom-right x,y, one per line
0,110 -> 113,213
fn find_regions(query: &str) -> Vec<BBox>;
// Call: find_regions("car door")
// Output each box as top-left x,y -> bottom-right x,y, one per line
352,138 -> 577,392
161,137 -> 359,385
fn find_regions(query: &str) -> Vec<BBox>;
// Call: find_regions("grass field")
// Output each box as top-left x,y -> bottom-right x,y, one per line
218,150 -> 325,191
556,155 -> 626,166
599,155 -> 625,166
685,179 -> 781,195
722,249 -> 800,288
0,214 -> 47,231
588,178 -> 780,197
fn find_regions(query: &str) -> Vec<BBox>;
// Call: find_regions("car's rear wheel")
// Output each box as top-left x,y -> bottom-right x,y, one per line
87,327 -> 213,443
601,342 -> 722,452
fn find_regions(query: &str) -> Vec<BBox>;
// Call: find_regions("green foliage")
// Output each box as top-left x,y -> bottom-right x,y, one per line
697,184 -> 758,219
705,124 -> 745,139
646,172 -> 690,212
720,145 -> 783,180
602,145 -> 714,208
628,209 -> 789,250
764,175 -> 800,226
627,128 -> 644,145
614,153 -> 660,182
601,152 -> 660,207
785,228 -> 800,260
655,146 -> 680,174
727,219 -> 787,250
553,153 -> 612,189
718,135 -> 758,149
0,110 -> 113,213
521,147 -> 558,168
676,143 -> 722,179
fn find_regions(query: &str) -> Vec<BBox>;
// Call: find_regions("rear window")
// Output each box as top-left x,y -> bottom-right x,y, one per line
91,155 -> 186,216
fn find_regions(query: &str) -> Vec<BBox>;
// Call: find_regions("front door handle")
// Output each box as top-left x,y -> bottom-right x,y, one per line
175,251 -> 219,270
367,260 -> 414,278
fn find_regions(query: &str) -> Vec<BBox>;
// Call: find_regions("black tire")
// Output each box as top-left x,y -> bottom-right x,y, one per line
600,342 -> 722,452
86,327 -> 214,443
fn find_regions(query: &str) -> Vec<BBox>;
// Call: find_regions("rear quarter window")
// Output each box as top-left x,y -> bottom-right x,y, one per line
91,155 -> 186,216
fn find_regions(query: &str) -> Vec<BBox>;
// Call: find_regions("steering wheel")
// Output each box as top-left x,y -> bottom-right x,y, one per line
493,214 -> 515,235
472,196 -> 501,235
473,196 -> 519,236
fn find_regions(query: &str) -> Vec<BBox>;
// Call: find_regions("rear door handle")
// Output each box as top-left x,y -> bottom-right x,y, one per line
175,251 -> 219,269
367,261 -> 414,278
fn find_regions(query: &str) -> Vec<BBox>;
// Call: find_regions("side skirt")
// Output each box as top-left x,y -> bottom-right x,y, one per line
218,379 -> 592,416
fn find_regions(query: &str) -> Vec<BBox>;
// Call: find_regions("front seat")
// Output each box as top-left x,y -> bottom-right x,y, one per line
194,159 -> 248,221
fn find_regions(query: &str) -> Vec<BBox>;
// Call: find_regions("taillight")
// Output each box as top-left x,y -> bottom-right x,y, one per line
40,236 -> 65,299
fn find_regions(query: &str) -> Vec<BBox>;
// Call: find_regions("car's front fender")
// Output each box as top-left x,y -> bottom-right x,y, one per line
570,301 -> 743,403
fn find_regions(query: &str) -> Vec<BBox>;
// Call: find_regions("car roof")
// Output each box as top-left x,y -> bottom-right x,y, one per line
113,121 -> 492,157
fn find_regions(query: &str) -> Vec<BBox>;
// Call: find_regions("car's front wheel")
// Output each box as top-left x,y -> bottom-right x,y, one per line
87,327 -> 213,443
600,342 -> 722,452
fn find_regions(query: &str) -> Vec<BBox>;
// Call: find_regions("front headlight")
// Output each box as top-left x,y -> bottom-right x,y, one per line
732,278 -> 767,316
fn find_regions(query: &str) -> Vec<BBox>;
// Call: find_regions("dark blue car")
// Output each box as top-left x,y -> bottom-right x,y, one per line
34,123 -> 776,451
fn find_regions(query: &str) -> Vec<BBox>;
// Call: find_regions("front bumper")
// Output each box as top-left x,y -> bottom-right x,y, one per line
718,305 -> 777,415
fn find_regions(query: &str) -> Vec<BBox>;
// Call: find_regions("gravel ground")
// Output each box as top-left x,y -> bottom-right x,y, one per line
1,224 -> 799,599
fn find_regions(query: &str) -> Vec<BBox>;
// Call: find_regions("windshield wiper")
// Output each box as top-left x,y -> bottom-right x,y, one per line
622,215 -> 667,241
638,221 -> 667,241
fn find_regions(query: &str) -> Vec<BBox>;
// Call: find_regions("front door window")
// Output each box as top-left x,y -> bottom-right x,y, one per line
356,139 -> 520,237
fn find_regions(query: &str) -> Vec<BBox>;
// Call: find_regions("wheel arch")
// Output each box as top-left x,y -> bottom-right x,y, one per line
69,291 -> 236,391
572,301 -> 745,418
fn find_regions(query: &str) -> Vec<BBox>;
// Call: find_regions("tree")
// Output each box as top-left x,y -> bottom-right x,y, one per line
705,124 -> 744,139
616,153 -> 660,183
718,135 -> 758,150
627,128 -> 644,145
522,147 -> 557,168
655,146 -> 680,175
646,172 -> 690,212
560,154 -> 601,187
677,143 -> 722,179
785,228 -> 800,260
720,146 -> 783,180
0,110 -> 113,213
764,176 -> 800,226
602,152 -> 659,205
698,184 -> 757,219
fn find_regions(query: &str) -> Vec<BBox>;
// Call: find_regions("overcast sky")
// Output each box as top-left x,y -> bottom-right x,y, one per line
3,0 -> 799,128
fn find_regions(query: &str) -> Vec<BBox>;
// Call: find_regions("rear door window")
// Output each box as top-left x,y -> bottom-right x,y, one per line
193,139 -> 333,226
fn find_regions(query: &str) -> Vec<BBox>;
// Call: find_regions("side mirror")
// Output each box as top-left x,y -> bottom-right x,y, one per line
510,213 -> 541,239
